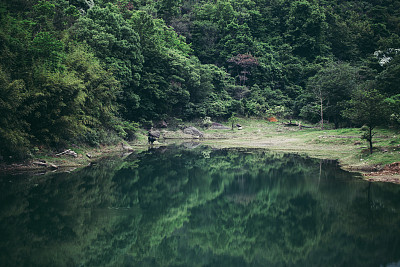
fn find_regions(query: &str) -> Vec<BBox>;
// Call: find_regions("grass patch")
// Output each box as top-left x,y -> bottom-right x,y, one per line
197,117 -> 400,171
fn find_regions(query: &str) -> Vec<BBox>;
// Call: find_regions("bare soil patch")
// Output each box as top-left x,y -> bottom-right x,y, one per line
363,162 -> 400,184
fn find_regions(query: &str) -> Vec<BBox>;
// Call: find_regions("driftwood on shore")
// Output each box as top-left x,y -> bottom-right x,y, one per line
33,161 -> 58,170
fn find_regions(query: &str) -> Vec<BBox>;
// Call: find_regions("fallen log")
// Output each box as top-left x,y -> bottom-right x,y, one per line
33,162 -> 58,169
283,122 -> 299,127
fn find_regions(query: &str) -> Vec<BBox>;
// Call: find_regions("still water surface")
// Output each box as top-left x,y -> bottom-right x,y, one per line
1,145 -> 400,266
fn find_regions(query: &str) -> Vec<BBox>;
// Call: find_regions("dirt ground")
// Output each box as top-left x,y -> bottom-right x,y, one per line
362,162 -> 400,184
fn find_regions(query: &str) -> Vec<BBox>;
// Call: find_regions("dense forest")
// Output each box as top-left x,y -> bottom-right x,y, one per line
1,0 -> 399,159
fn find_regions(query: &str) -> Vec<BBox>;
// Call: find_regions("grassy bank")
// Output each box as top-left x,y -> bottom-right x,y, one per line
195,118 -> 400,183
198,119 -> 399,167
156,117 -> 400,183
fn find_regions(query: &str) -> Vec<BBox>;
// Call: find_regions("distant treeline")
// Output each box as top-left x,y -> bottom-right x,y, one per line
1,0 -> 399,159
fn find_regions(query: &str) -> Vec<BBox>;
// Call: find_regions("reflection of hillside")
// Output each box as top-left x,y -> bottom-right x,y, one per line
0,146 -> 399,266
226,193 -> 257,205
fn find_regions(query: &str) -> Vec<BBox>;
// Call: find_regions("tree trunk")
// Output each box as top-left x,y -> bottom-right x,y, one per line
320,98 -> 324,130
369,127 -> 373,154
334,120 -> 339,129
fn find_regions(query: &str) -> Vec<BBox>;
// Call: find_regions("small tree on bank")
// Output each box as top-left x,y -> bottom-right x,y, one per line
342,87 -> 388,154
228,113 -> 238,130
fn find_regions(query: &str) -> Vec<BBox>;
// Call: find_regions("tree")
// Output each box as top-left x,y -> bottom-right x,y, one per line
305,62 -> 359,129
227,53 -> 259,87
375,51 -> 400,96
285,0 -> 327,60
309,78 -> 327,130
385,94 -> 400,127
25,42 -> 121,148
220,22 -> 255,62
343,86 -> 389,154
156,0 -> 183,24
31,31 -> 65,70
0,67 -> 31,159
72,4 -> 143,121
190,19 -> 221,64
228,112 -> 238,130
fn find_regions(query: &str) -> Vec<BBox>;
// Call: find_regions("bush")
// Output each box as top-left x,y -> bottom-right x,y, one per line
166,117 -> 184,130
114,121 -> 139,141
0,129 -> 31,161
79,129 -> 121,147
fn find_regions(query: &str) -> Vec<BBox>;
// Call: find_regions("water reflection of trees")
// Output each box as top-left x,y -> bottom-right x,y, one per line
0,146 -> 400,266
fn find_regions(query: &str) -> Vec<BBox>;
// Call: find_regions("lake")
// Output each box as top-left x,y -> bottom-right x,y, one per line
1,144 -> 400,266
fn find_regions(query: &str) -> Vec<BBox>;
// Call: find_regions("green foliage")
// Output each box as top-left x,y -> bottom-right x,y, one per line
385,94 -> 400,127
0,67 -> 31,160
266,105 -> 292,120
343,86 -> 389,153
285,0 -> 328,60
301,62 -> 360,128
343,86 -> 388,129
79,128 -> 121,147
64,43 -> 120,127
375,52 -> 400,96
72,4 -> 143,87
1,0 -> 400,158
31,31 -> 65,69
32,0 -> 56,31
23,42 -> 121,148
114,120 -> 139,141
228,112 -> 238,129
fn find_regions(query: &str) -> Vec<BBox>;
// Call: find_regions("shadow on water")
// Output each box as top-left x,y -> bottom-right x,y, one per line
1,145 -> 400,266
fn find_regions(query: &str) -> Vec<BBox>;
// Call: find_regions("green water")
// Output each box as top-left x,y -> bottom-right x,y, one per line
1,145 -> 400,267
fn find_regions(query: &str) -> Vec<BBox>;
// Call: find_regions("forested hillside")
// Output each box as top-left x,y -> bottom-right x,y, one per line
1,0 -> 399,160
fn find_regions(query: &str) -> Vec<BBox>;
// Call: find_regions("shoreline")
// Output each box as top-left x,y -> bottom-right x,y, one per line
1,123 -> 399,184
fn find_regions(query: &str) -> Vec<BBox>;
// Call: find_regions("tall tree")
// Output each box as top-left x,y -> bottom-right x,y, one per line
305,62 -> 359,129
